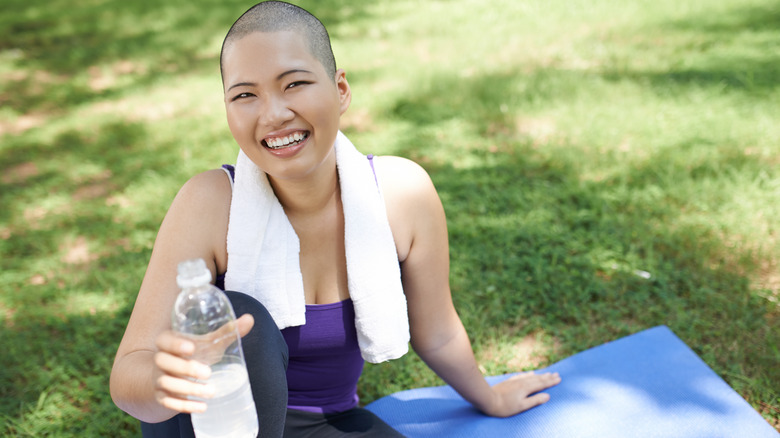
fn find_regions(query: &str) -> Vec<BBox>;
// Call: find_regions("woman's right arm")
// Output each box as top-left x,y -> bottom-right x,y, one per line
109,169 -> 237,423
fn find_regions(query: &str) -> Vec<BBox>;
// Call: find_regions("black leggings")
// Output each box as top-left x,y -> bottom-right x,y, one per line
140,291 -> 402,438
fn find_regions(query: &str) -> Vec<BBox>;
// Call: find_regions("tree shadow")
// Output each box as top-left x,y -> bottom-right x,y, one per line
418,143 -> 777,411
0,0 -> 379,114
2,0 -> 227,113
666,2 -> 780,34
0,120 -> 176,222
0,289 -> 141,436
603,2 -> 780,94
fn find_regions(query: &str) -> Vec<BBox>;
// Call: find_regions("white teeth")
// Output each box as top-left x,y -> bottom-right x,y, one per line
265,132 -> 307,149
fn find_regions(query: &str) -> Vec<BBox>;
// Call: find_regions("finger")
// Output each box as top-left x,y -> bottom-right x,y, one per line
510,371 -> 561,394
534,372 -> 562,390
156,374 -> 215,399
236,314 -> 255,338
209,314 -> 255,347
515,392 -> 551,413
154,351 -> 212,380
155,330 -> 195,357
204,316 -> 254,356
155,389 -> 208,414
513,370 -> 557,380
511,371 -> 561,391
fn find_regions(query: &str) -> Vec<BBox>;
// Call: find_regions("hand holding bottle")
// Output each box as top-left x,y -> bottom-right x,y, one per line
151,314 -> 255,414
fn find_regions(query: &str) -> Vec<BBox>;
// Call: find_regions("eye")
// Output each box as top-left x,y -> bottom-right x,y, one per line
231,92 -> 254,102
286,81 -> 311,90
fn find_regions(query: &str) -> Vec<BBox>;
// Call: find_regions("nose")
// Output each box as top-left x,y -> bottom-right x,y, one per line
259,95 -> 294,128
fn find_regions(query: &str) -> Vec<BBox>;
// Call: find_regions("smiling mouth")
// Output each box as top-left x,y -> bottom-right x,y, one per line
263,131 -> 308,149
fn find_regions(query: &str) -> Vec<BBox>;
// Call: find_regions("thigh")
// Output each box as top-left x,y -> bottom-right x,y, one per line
226,291 -> 289,438
284,408 -> 405,438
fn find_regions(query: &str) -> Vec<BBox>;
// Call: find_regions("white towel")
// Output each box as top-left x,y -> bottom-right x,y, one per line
225,131 -> 410,363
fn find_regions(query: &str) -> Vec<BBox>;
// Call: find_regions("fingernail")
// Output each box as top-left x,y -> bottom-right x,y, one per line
179,341 -> 194,355
201,384 -> 216,398
196,363 -> 211,379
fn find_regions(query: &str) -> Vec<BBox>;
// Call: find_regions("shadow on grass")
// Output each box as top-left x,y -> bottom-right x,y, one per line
2,0 -> 230,113
0,121 -> 167,436
404,149 -> 776,411
0,0 -> 379,113
0,119 -> 192,435
0,283 -> 141,436
0,120 -> 177,231
431,151 -> 773,337
604,2 -> 780,95
667,2 -> 780,35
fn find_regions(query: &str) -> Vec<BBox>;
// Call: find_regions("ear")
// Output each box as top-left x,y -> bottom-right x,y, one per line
335,69 -> 352,115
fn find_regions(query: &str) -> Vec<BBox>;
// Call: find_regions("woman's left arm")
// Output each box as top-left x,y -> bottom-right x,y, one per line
377,156 -> 561,417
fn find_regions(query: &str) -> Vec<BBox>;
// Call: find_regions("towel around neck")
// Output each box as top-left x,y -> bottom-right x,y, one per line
224,131 -> 410,363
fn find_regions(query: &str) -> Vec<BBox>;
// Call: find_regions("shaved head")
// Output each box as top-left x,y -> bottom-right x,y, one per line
220,1 -> 337,83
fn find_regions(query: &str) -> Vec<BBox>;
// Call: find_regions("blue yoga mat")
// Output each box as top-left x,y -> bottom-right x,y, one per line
366,326 -> 778,438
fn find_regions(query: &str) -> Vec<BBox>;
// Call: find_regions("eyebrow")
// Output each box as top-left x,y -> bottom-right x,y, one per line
227,82 -> 256,92
277,69 -> 314,80
227,69 -> 315,92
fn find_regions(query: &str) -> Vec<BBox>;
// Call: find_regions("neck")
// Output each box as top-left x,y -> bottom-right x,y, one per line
269,150 -> 339,216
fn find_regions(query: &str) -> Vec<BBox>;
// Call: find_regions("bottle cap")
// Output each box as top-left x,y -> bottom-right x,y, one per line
176,258 -> 212,289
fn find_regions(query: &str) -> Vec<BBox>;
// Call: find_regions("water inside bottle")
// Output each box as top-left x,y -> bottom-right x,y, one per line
191,363 -> 258,438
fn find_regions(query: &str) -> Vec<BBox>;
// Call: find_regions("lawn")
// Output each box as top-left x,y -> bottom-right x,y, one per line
1,0 -> 778,435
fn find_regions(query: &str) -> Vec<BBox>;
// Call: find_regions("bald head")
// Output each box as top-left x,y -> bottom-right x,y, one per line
220,1 -> 337,83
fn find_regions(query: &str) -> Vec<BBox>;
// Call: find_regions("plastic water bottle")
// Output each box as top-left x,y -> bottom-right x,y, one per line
172,258 -> 259,438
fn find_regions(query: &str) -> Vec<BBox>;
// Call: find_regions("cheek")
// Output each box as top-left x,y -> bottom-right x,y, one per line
226,106 -> 255,141
307,93 -> 342,130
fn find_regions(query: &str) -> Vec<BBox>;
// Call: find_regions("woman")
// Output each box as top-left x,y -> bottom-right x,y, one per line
110,2 -> 561,436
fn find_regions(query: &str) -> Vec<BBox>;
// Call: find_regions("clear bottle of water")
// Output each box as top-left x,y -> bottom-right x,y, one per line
172,258 -> 259,438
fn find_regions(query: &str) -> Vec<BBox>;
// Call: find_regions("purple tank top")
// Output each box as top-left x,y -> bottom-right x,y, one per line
282,300 -> 364,413
216,274 -> 364,414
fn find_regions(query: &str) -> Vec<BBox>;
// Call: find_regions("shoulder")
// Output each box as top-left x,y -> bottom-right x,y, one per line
157,168 -> 232,271
174,168 -> 232,207
161,168 -> 233,238
372,156 -> 436,201
371,155 -> 429,178
371,156 -> 445,262
164,168 -> 233,228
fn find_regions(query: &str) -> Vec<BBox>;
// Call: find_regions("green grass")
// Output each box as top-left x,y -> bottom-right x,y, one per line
2,0 -> 779,435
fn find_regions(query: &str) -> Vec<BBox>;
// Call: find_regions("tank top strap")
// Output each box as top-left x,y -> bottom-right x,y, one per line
221,164 -> 235,183
366,154 -> 379,188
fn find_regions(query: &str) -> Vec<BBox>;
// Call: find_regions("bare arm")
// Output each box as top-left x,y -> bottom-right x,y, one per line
109,169 -> 251,423
377,157 -> 560,417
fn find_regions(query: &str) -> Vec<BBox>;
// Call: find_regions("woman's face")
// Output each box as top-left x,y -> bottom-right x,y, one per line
222,31 -> 350,181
